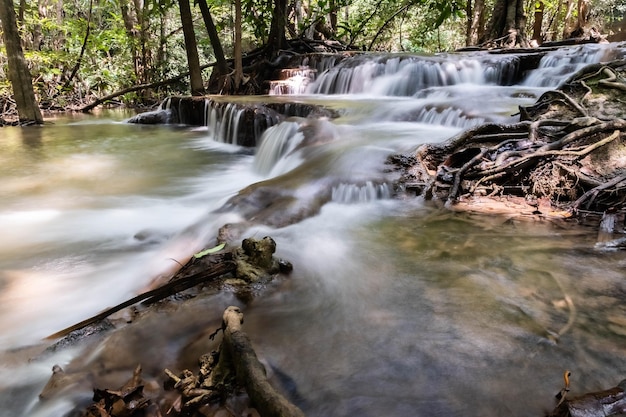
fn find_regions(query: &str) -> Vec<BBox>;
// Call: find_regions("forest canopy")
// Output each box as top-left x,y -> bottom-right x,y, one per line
1,0 -> 626,116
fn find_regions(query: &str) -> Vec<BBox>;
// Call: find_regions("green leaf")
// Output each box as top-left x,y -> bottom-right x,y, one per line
193,243 -> 226,258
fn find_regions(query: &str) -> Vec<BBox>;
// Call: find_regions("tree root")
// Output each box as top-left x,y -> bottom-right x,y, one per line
395,59 -> 626,226
403,111 -> 626,217
165,306 -> 306,417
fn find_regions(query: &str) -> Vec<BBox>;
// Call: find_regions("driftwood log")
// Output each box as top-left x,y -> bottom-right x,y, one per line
548,374 -> 626,417
165,306 -> 305,417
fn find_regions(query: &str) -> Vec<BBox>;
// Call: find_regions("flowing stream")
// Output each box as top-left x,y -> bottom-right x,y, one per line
1,44 -> 626,417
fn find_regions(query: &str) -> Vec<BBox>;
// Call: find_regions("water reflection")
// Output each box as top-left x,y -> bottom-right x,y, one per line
242,203 -> 626,417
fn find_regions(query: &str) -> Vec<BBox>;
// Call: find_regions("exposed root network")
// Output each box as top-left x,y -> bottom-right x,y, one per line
395,60 -> 626,227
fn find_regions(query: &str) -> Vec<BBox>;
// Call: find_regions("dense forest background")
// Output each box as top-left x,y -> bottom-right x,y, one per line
2,0 -> 626,117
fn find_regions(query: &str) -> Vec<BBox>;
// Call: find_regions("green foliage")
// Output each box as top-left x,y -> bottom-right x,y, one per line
3,0 -> 626,111
194,243 -> 226,258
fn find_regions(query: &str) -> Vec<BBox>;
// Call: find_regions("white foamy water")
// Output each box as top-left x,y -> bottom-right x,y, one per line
2,44 -> 626,417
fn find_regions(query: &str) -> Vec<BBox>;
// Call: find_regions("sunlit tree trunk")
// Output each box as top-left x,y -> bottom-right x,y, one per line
178,0 -> 205,95
0,0 -> 43,123
293,0 -> 302,33
562,0 -> 576,38
466,0 -> 485,46
577,0 -> 590,30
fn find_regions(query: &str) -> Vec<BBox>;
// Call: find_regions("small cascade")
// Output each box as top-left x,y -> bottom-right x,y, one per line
595,209 -> 624,246
205,101 -> 246,144
269,68 -> 317,95
253,121 -> 305,176
331,181 -> 392,204
411,106 -> 486,129
307,54 -> 521,96
523,43 -> 624,87
149,96 -> 338,147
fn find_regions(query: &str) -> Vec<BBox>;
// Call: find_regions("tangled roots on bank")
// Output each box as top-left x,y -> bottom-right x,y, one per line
395,59 -> 626,221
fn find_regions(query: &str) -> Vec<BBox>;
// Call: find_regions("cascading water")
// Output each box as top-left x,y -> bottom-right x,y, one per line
331,181 -> 392,204
2,44 -> 626,417
523,43 -> 626,87
306,53 -> 520,96
253,120 -> 305,176
206,101 -> 245,144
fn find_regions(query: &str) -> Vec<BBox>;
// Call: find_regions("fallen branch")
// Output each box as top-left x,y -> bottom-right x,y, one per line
46,257 -> 235,339
80,61 -> 217,112
165,306 -> 306,417
572,172 -> 626,211
222,306 -> 305,417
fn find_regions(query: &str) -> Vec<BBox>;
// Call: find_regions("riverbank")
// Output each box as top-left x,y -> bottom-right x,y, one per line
391,59 -> 626,234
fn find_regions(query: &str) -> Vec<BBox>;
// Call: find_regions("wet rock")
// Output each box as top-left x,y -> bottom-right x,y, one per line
235,237 -> 281,283
39,365 -> 91,401
126,109 -> 171,124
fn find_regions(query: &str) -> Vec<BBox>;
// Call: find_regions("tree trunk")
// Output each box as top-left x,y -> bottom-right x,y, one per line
0,0 -> 43,124
467,0 -> 485,46
547,0 -> 563,42
574,0 -> 590,35
480,0 -> 528,47
178,0 -> 205,95
562,0 -> 576,38
328,0 -> 337,32
197,0 -> 229,77
234,0 -> 243,88
532,1 -> 545,44
266,0 -> 288,57
62,0 -> 93,92
119,0 -> 140,83
465,0 -> 472,45
219,307 -> 306,417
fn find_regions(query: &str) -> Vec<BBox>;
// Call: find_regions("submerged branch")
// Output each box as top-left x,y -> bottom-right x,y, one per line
46,258 -> 235,339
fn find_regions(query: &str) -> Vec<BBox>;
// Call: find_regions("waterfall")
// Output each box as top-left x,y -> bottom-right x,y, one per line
205,101 -> 246,144
307,54 -> 520,96
269,68 -> 317,95
412,106 -> 486,129
522,43 -> 624,87
331,181 -> 392,204
253,121 -> 305,176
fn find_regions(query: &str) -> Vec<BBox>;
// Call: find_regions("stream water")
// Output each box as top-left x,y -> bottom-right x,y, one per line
1,44 -> 626,417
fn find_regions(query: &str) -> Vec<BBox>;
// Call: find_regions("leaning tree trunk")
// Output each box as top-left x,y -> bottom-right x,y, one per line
0,0 -> 43,124
179,0 -> 205,95
197,0 -> 229,77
